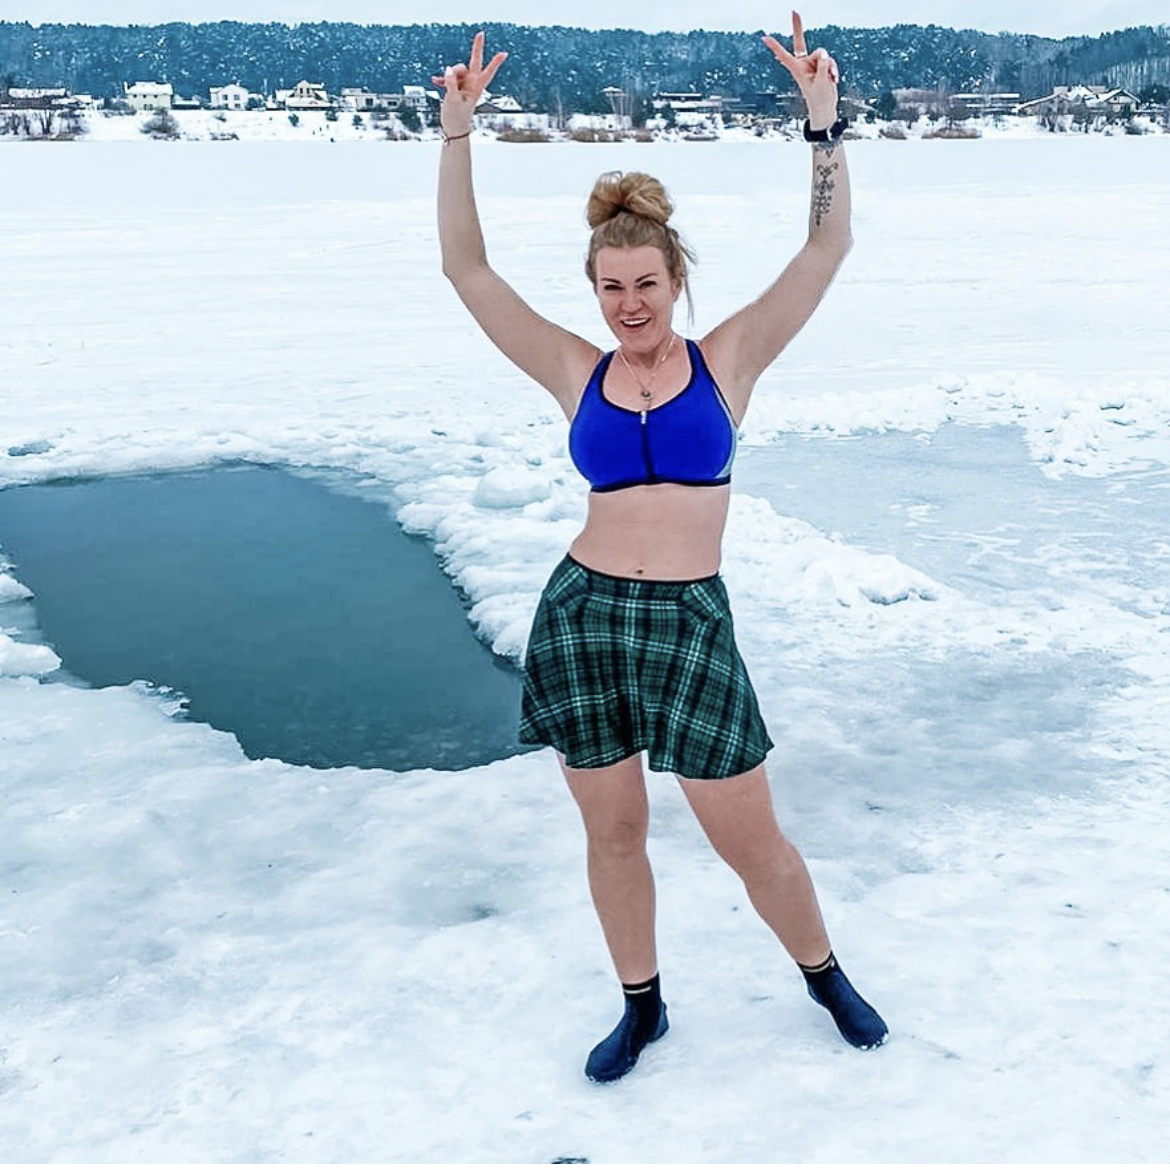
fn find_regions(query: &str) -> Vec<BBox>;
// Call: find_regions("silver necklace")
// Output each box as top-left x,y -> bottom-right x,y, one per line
617,333 -> 677,409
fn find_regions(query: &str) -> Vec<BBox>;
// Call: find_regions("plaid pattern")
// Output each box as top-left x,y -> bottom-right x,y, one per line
519,554 -> 774,779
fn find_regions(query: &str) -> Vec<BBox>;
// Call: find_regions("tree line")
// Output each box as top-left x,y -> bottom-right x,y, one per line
2,20 -> 1168,108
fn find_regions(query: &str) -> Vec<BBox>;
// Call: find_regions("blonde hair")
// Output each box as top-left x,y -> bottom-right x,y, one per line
584,170 -> 696,320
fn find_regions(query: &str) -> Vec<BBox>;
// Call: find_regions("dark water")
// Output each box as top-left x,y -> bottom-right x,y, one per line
0,465 -> 528,771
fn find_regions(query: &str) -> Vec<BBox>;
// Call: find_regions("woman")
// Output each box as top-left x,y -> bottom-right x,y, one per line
434,14 -> 887,1084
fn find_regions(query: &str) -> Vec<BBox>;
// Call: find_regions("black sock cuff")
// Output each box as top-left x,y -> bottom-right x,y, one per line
621,972 -> 661,997
798,951 -> 838,977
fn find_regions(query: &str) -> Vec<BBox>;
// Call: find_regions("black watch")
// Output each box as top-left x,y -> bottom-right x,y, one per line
803,117 -> 849,144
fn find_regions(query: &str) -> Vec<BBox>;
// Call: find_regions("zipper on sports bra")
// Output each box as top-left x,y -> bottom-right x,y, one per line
640,408 -> 655,480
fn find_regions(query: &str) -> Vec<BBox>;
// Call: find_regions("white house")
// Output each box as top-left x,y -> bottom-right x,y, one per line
341,87 -> 375,110
340,87 -> 403,111
951,92 -> 1021,116
401,85 -> 437,114
1016,85 -> 1142,116
279,81 -> 332,110
210,84 -> 253,111
1097,87 -> 1141,113
474,93 -> 552,133
7,86 -> 68,103
124,81 -> 173,112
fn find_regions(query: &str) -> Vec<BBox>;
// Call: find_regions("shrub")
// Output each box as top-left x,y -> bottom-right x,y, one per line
879,124 -> 907,139
142,108 -> 180,139
496,126 -> 550,143
922,124 -> 981,139
569,127 -> 622,142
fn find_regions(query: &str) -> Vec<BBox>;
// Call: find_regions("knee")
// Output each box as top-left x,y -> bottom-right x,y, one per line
586,816 -> 649,862
719,830 -> 804,885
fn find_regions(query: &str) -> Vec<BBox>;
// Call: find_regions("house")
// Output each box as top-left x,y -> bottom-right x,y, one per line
725,92 -> 784,117
652,92 -> 727,129
210,84 -> 254,111
474,92 -> 551,132
950,92 -> 1021,117
340,88 -> 403,112
6,86 -> 68,107
567,111 -> 633,133
279,81 -> 332,110
653,91 -> 724,116
124,81 -> 173,112
1098,87 -> 1141,113
1016,85 -> 1141,117
341,87 -> 376,110
401,85 -> 438,117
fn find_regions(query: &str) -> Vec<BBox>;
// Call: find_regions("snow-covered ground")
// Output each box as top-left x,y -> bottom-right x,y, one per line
28,103 -> 1170,144
2,138 -> 1169,1161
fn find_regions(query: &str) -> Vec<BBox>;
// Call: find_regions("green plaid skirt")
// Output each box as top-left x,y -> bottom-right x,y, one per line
518,553 -> 774,779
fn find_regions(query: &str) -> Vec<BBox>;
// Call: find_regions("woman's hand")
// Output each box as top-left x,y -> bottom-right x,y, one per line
762,10 -> 840,130
431,31 -> 508,137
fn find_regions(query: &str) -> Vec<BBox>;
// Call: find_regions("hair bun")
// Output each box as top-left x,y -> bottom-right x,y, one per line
586,171 -> 674,229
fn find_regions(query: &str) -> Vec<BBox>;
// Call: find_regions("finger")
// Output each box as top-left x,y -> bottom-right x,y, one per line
762,33 -> 800,70
792,10 -> 807,57
470,30 -> 484,74
481,50 -> 508,89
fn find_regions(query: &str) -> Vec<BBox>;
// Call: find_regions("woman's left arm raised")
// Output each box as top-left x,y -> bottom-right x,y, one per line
703,11 -> 851,404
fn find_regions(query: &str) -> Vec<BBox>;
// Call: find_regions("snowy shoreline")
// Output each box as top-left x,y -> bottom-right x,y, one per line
4,104 -> 1169,144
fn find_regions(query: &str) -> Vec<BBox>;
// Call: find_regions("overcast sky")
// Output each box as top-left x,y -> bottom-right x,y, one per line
2,2 -> 1167,38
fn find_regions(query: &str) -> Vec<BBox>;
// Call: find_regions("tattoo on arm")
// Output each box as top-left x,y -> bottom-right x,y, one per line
813,157 -> 839,228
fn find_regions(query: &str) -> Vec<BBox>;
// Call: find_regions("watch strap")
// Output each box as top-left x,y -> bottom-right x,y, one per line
803,117 -> 849,143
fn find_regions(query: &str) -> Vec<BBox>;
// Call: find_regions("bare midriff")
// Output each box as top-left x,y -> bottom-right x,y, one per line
568,481 -> 731,580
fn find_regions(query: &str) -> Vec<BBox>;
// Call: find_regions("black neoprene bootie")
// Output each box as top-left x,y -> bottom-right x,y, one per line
800,953 -> 888,1050
584,974 -> 669,1083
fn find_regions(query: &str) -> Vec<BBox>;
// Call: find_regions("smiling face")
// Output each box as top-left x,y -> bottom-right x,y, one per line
593,245 -> 682,354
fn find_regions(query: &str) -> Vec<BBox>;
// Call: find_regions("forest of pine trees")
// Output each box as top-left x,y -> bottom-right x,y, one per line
1,21 -> 1168,108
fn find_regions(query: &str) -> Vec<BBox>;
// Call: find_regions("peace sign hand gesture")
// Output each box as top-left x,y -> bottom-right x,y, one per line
762,10 -> 840,130
431,31 -> 508,138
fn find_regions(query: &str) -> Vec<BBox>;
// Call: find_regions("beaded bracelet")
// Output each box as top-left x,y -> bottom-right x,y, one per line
442,129 -> 472,144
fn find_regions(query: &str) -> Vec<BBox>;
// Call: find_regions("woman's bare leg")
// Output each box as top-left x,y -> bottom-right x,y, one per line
559,750 -> 657,983
676,762 -> 830,966
678,761 -> 888,1048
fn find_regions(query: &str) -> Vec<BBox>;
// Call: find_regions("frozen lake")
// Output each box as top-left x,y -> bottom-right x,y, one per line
2,138 -> 1169,1161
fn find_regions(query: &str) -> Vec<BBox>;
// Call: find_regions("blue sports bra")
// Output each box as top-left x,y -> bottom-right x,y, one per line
568,339 -> 738,494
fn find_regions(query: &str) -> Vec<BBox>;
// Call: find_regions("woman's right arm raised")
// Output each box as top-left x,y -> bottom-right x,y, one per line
435,33 -> 598,416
